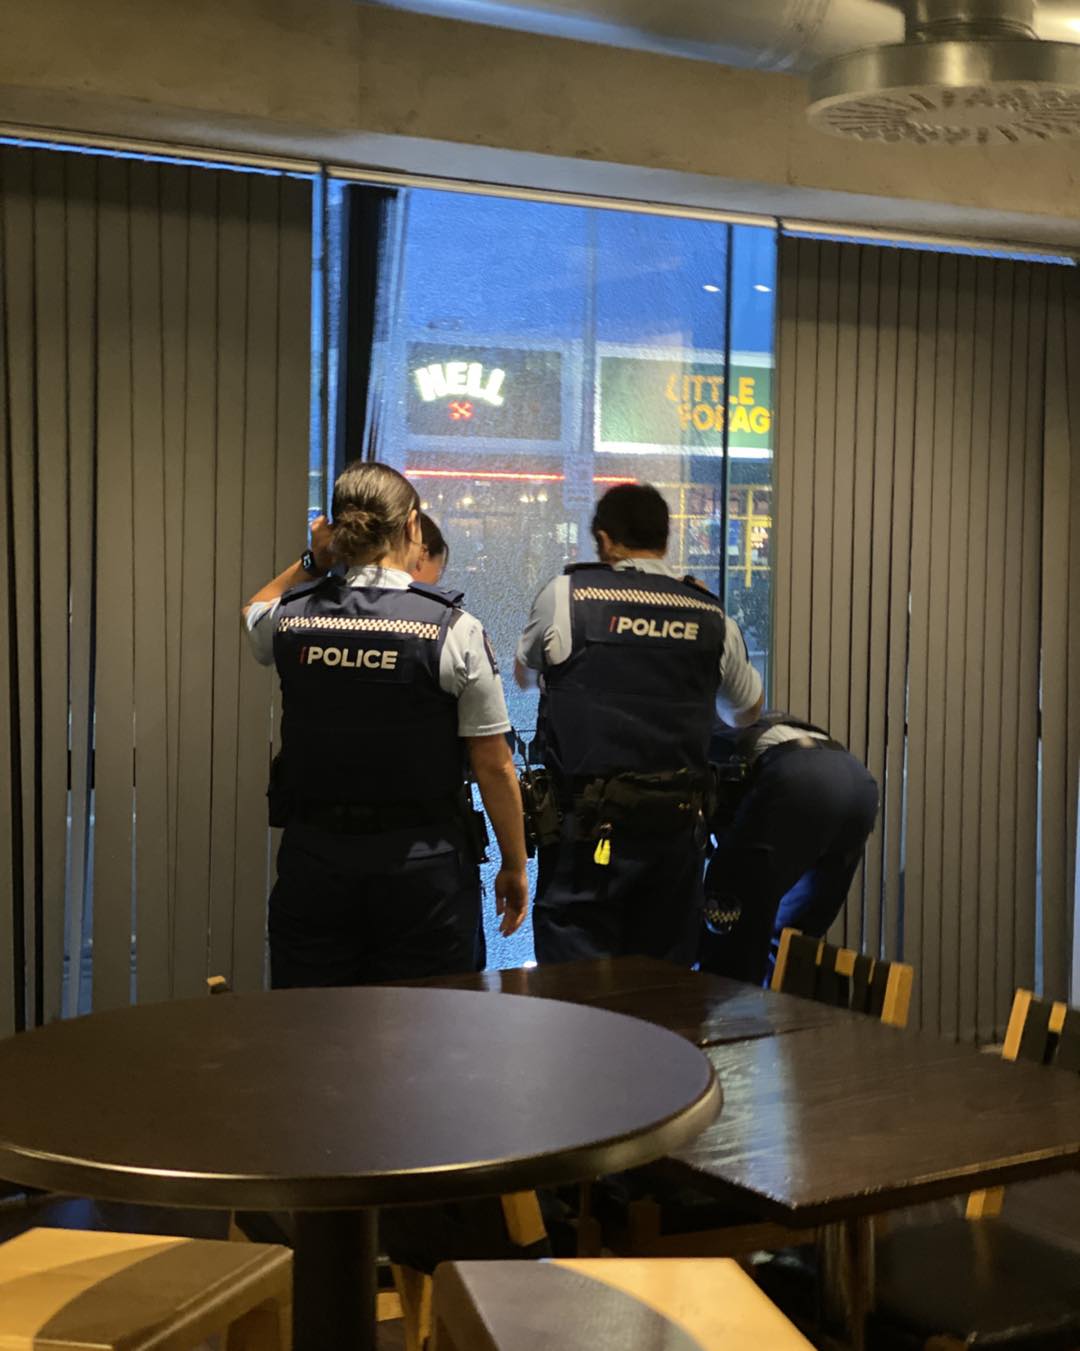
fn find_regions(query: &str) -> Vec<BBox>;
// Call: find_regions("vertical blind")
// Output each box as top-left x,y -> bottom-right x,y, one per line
774,236 -> 1079,1041
0,146 -> 312,1034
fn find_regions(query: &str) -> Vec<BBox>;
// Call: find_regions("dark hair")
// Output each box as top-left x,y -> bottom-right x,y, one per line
330,461 -> 420,567
592,483 -> 669,552
419,512 -> 448,565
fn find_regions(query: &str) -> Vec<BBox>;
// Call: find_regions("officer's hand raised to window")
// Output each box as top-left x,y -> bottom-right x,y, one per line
310,514 -> 336,572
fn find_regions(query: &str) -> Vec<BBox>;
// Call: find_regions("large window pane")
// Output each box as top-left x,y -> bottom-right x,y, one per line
361,187 -> 776,964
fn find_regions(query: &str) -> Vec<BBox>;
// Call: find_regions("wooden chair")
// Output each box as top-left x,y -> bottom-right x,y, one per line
430,1257 -> 814,1351
771,928 -> 914,1030
0,1226 -> 291,1351
872,988 -> 1080,1350
617,930 -> 915,1260
391,1191 -> 548,1351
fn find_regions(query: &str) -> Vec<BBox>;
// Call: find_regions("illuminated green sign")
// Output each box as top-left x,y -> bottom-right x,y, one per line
599,356 -> 772,452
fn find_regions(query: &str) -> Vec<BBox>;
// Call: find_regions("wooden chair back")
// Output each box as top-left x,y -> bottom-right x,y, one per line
771,929 -> 914,1030
966,988 -> 1080,1221
1001,988 -> 1080,1071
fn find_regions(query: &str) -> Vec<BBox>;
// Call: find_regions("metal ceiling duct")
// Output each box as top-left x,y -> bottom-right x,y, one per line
808,0 -> 1080,142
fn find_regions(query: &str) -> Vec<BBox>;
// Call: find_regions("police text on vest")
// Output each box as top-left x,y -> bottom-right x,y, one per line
301,646 -> 398,670
611,616 -> 700,640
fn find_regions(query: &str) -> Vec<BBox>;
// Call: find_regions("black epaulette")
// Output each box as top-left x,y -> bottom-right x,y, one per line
682,573 -> 722,602
408,580 -> 464,608
279,573 -> 343,604
563,562 -> 614,575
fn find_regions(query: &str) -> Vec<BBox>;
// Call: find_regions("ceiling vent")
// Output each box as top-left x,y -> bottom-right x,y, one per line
807,0 -> 1080,143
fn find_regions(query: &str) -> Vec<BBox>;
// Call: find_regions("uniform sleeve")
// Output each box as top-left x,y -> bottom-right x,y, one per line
441,611 -> 512,738
716,615 -> 763,722
243,599 -> 280,667
516,575 -> 572,670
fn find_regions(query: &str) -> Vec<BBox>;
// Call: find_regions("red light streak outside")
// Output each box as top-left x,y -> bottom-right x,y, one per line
406,468 -> 637,484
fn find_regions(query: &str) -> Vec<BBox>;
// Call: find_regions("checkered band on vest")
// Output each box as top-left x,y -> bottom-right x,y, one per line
573,587 -> 725,614
277,615 -> 441,640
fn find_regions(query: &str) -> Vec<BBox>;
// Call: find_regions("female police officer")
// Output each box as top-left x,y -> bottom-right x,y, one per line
242,461 -> 528,987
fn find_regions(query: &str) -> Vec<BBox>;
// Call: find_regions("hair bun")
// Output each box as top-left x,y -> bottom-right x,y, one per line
331,506 -> 393,559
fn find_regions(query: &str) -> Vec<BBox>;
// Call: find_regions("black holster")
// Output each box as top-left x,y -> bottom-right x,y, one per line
520,766 -> 563,857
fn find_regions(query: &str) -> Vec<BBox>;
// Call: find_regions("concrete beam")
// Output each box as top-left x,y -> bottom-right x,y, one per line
0,0 -> 1078,246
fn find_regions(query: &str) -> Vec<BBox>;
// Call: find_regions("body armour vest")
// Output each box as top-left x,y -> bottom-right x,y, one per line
272,575 -> 462,805
542,564 -> 727,784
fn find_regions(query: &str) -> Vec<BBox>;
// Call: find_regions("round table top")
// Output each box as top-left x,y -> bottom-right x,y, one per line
0,986 -> 720,1210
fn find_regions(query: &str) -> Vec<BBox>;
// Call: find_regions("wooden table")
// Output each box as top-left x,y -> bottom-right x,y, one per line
0,986 -> 719,1351
405,960 -> 1080,1349
662,1018 -> 1080,1346
399,955 -> 855,1046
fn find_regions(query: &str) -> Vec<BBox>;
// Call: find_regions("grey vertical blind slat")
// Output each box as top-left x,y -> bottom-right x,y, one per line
92,156 -> 137,1013
842,246 -> 885,946
785,238 -> 819,722
976,266 -> 1014,1035
938,256 -> 976,1039
882,251 -> 920,964
995,266 -> 1031,1022
0,145 -> 313,1024
902,250 -> 937,1011
777,235 -> 1070,1040
1014,267 -> 1047,1001
809,242 -> 839,733
4,149 -> 42,1028
827,247 -> 860,754
233,174 -> 286,994
863,246 -> 901,961
921,251 -> 958,1031
1042,272 -> 1077,1003
31,150 -> 70,1025
129,160 -> 172,1005
772,240 -> 798,709
171,169 -> 221,1000
160,167 -> 189,972
207,172 -> 250,986
957,261 -> 995,1038
0,155 -> 15,1036
63,152 -> 97,1020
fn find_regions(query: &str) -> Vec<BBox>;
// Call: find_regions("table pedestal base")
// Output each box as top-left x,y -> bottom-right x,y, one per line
294,1209 -> 379,1351
819,1215 -> 875,1351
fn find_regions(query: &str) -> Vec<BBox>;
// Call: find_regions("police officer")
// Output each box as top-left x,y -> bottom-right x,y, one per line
699,712 -> 879,985
242,461 -> 528,987
515,483 -> 763,966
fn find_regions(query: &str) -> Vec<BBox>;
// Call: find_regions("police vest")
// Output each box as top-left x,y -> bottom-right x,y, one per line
542,564 -> 727,784
272,575 -> 462,805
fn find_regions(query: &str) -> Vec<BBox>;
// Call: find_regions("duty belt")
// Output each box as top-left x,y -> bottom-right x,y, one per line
754,735 -> 846,769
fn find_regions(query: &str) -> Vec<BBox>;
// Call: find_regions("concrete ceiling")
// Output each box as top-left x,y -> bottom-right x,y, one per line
365,0 -> 1080,69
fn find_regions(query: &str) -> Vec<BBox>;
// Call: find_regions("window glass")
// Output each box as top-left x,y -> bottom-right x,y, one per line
364,188 -> 777,964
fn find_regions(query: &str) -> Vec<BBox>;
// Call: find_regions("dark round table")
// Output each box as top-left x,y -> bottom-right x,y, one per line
0,986 -> 720,1351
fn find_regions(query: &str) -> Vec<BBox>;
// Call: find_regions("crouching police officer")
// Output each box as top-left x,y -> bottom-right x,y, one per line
515,483 -> 763,966
242,461 -> 528,987
699,712 -> 879,985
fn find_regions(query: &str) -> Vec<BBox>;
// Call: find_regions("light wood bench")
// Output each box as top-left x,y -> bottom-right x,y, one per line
431,1257 -> 814,1351
0,1227 -> 291,1351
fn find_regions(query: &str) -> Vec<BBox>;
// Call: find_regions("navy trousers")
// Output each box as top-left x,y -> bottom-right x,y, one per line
268,821 -> 484,988
533,811 -> 704,966
698,746 -> 879,986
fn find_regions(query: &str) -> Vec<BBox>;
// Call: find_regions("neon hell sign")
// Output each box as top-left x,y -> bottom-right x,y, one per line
414,361 -> 506,407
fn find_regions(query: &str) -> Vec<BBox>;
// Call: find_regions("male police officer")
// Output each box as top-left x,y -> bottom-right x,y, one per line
515,483 -> 763,966
699,712 -> 879,985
